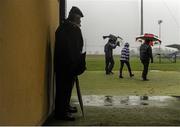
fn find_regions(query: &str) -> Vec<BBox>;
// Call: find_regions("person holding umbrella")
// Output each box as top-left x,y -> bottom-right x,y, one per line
54,6 -> 86,121
140,39 -> 153,81
136,33 -> 161,81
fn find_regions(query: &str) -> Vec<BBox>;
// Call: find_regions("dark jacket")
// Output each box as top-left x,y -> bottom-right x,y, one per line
104,42 -> 117,58
54,20 -> 86,76
140,43 -> 153,62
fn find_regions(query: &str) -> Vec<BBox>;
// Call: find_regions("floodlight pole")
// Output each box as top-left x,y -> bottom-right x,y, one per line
158,20 -> 163,63
141,0 -> 143,35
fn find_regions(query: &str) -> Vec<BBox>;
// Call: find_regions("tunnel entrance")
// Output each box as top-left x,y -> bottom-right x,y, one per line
44,0 -> 180,125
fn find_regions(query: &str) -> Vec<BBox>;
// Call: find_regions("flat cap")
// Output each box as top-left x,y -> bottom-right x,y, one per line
69,6 -> 84,17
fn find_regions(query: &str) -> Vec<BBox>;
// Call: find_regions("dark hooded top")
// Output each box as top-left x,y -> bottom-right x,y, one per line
54,19 -> 86,76
140,43 -> 153,62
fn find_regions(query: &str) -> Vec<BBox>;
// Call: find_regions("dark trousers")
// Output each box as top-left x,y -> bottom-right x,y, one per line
55,71 -> 75,116
141,61 -> 149,80
105,56 -> 114,74
119,60 -> 133,76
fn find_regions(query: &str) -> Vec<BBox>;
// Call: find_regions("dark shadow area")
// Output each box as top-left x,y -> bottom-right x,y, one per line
43,111 -> 55,125
46,32 -> 54,115
43,30 -> 55,125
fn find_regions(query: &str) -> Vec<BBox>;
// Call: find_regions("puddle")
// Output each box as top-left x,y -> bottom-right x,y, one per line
71,95 -> 179,108
150,70 -> 161,72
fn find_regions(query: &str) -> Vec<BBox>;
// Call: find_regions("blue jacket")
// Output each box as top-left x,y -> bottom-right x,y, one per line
104,42 -> 117,58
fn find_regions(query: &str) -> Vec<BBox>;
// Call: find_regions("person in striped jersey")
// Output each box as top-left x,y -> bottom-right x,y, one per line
119,42 -> 134,78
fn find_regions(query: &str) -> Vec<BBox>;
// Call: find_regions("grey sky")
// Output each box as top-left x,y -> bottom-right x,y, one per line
67,0 -> 180,54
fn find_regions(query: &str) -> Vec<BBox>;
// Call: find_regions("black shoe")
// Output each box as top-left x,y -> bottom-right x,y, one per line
54,112 -> 75,121
106,71 -> 110,75
68,105 -> 77,113
130,74 -> 134,77
119,76 -> 123,78
110,71 -> 114,75
106,72 -> 110,75
143,78 -> 149,81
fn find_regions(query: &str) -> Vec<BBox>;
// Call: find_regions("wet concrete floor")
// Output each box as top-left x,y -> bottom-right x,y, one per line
72,95 -> 180,108
44,95 -> 180,125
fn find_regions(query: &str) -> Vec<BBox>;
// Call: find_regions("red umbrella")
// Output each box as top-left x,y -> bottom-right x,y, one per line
136,33 -> 161,44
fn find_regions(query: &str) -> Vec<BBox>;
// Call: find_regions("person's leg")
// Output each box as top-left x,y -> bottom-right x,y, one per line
119,60 -> 124,78
141,61 -> 145,79
55,72 -> 66,116
144,62 -> 149,80
125,61 -> 134,77
109,57 -> 114,73
105,56 -> 110,74
142,61 -> 149,80
55,72 -> 75,120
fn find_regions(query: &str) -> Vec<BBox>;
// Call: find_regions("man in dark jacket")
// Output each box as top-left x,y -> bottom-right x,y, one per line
140,39 -> 153,81
104,38 -> 118,75
54,6 -> 86,121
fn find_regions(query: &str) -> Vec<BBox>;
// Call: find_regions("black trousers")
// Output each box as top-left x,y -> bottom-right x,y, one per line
105,56 -> 114,74
141,61 -> 149,80
119,60 -> 132,76
55,71 -> 75,116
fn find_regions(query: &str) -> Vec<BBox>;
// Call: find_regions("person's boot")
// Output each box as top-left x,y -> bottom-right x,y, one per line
68,105 -> 78,113
130,74 -> 134,77
54,112 -> 75,121
142,76 -> 149,81
143,78 -> 149,81
106,70 -> 110,75
110,71 -> 114,75
106,72 -> 110,75
119,75 -> 123,78
119,72 -> 123,78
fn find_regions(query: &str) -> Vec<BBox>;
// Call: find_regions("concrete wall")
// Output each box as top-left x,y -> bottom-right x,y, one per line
0,0 -> 58,125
